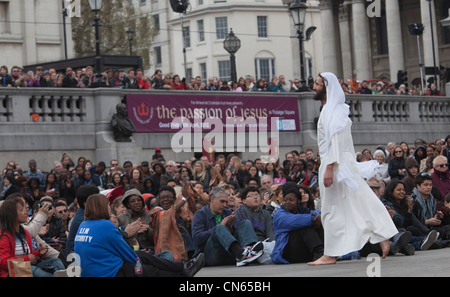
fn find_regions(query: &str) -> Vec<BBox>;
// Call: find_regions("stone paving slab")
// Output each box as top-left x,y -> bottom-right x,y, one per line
195,248 -> 450,277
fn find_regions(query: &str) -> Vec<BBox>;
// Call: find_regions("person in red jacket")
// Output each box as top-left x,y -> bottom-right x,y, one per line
0,196 -> 64,277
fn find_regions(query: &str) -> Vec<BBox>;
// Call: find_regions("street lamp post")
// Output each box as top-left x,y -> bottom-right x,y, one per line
223,29 -> 241,83
62,0 -> 68,60
289,0 -> 307,82
426,0 -> 438,87
88,0 -> 103,77
408,23 -> 425,94
126,28 -> 134,56
283,0 -> 315,91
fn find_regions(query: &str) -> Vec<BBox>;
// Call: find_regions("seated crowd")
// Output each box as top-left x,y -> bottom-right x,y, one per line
0,64 -> 444,96
0,134 -> 449,277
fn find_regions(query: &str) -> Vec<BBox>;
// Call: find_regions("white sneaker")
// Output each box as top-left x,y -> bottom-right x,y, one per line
236,241 -> 264,267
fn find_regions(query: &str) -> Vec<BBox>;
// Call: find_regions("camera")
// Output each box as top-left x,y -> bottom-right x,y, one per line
40,202 -> 52,210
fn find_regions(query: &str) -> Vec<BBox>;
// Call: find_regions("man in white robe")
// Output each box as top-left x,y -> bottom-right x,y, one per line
308,72 -> 398,265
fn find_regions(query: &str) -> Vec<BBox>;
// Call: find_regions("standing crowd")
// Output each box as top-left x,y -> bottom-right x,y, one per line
1,64 -> 444,96
0,134 -> 449,276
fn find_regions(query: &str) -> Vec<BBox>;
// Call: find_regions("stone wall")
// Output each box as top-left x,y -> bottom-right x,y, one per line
0,88 -> 448,172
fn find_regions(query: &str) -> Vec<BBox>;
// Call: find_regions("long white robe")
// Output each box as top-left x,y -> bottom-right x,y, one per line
317,114 -> 398,257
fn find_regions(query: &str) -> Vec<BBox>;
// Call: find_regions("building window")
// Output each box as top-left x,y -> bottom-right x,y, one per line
441,1 -> 450,44
215,17 -> 228,40
197,20 -> 204,42
140,0 -> 146,5
0,2 -> 10,34
218,60 -> 231,82
154,46 -> 162,65
255,58 -> 275,81
153,14 -> 160,33
214,0 -> 226,2
306,58 -> 313,79
200,63 -> 207,82
375,9 -> 388,55
257,16 -> 267,38
183,26 -> 191,48
198,0 -> 203,5
186,68 -> 193,82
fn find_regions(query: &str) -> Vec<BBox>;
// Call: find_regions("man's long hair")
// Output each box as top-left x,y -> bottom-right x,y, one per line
313,73 -> 327,102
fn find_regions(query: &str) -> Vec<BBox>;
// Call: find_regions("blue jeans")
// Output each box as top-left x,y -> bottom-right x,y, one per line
149,249 -> 175,262
410,236 -> 425,251
32,258 -> 66,277
203,220 -> 259,266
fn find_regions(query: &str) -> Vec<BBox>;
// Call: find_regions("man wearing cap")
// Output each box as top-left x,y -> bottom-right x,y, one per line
117,189 -> 154,251
152,148 -> 164,161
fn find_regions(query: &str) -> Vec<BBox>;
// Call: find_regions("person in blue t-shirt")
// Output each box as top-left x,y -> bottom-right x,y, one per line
74,195 -> 138,277
75,193 -> 205,277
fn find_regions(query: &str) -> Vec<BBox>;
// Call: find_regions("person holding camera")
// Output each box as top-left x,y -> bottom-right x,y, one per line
0,196 -> 65,277
32,197 -> 67,250
412,173 -> 450,242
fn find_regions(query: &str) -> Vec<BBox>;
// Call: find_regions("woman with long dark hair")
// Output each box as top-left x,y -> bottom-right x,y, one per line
0,197 -> 64,277
381,180 -> 438,252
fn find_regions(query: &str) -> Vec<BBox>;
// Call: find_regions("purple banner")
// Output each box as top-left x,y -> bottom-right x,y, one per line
126,93 -> 300,133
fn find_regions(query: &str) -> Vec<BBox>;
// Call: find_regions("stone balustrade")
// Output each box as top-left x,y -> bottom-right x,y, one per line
0,88 -> 448,170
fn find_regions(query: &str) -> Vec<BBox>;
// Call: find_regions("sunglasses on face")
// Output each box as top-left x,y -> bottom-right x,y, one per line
436,163 -> 449,168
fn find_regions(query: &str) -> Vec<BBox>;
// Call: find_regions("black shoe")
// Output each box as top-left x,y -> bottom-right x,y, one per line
390,231 -> 412,255
400,244 -> 415,256
183,253 -> 205,277
421,230 -> 438,251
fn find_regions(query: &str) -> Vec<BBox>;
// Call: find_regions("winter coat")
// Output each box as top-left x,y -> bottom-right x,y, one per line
388,156 -> 406,180
0,228 -> 41,277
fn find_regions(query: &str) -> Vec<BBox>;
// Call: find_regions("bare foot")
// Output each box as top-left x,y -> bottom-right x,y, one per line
380,240 -> 390,259
307,255 -> 336,266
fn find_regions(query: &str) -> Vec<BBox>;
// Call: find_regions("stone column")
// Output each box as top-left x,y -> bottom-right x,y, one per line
420,0 -> 440,84
320,0 -> 340,75
351,0 -> 371,80
385,0 -> 405,82
22,0 -> 37,64
338,3 -> 353,80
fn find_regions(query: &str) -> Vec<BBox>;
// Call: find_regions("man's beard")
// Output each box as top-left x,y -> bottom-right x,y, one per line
313,87 -> 326,102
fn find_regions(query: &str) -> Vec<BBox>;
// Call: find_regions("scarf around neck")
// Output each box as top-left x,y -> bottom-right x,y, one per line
412,187 -> 436,222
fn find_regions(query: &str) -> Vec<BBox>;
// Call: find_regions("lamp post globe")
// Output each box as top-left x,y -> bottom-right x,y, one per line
223,29 -> 241,83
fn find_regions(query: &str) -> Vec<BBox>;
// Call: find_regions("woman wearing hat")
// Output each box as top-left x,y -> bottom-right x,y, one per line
117,189 -> 154,252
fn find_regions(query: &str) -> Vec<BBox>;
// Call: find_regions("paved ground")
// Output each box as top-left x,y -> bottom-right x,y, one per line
195,248 -> 450,277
